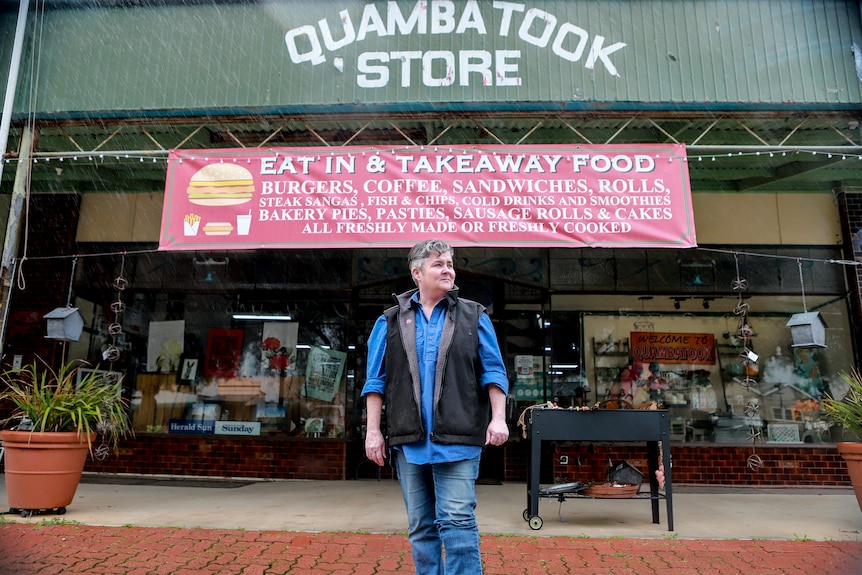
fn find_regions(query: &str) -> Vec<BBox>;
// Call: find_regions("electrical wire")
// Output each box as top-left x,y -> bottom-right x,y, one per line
15,0 -> 46,292
697,246 -> 861,267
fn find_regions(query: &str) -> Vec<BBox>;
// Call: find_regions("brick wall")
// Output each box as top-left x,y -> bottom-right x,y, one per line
541,442 -> 850,487
79,435 -> 853,487
85,435 -> 350,480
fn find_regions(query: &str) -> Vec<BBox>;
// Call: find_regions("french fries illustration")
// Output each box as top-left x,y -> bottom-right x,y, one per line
183,213 -> 201,236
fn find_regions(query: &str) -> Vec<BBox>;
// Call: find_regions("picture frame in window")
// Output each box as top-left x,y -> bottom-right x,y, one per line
203,328 -> 244,379
177,356 -> 200,386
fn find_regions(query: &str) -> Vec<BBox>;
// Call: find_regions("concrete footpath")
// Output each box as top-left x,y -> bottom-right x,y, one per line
0,475 -> 861,574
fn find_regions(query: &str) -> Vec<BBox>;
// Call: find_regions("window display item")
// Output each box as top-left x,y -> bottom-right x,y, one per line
792,348 -> 824,398
187,402 -> 220,422
305,417 -> 324,437
261,322 -> 298,375
308,405 -> 345,437
177,357 -> 199,385
767,423 -> 802,443
147,320 -> 185,373
203,328 -> 243,378
514,355 -> 543,399
762,347 -> 793,385
304,346 -> 346,402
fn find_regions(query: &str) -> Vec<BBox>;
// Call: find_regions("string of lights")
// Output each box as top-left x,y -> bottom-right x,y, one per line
1,146 -> 861,165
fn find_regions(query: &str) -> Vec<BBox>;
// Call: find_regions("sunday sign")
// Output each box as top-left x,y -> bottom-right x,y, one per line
159,144 -> 695,250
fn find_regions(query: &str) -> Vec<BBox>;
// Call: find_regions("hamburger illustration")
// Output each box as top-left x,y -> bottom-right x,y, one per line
203,221 -> 234,235
187,163 -> 255,206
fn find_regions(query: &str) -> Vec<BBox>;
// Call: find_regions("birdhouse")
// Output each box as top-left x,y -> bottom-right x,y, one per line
608,460 -> 644,486
786,311 -> 827,348
44,307 -> 85,342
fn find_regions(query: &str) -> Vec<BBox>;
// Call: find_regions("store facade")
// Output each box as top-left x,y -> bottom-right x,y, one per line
0,0 -> 861,486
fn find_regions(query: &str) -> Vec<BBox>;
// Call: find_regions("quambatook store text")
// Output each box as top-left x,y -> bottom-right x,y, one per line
0,0 -> 860,488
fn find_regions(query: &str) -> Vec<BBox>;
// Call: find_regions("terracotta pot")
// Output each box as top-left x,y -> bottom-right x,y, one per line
0,430 -> 95,511
836,442 -> 862,513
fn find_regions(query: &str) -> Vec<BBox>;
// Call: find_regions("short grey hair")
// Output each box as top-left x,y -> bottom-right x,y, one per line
407,239 -> 453,277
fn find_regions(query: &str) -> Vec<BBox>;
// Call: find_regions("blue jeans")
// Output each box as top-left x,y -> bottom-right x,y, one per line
393,450 -> 483,575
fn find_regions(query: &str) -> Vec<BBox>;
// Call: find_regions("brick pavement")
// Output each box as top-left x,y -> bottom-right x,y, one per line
0,524 -> 861,575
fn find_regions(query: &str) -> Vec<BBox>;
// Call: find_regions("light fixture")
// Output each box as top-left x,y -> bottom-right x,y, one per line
549,364 -> 579,370
195,256 -> 228,283
679,256 -> 715,287
194,257 -> 229,267
232,313 -> 293,321
671,297 -> 688,310
702,297 -> 715,309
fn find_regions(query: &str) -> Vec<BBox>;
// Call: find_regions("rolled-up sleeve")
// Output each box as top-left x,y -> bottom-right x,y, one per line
478,313 -> 508,395
361,315 -> 388,397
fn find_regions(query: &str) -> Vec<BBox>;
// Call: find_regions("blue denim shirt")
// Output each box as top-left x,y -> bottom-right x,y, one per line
362,293 -> 508,465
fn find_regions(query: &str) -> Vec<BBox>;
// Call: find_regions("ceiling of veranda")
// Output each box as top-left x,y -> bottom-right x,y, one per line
2,110 -> 861,195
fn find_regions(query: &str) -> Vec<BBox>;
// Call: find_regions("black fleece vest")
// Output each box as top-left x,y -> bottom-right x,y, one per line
382,289 -> 490,448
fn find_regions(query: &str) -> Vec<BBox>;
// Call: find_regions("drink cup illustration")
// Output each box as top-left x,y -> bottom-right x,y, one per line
237,212 -> 252,235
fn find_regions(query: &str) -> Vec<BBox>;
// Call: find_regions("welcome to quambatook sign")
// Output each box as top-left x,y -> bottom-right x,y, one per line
630,331 -> 716,365
159,144 -> 695,250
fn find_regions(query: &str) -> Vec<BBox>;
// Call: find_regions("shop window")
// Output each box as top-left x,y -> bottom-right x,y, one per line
505,309 -> 548,406
76,292 -> 355,440
579,298 -> 852,444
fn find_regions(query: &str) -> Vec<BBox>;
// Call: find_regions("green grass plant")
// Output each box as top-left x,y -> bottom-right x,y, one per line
1,357 -> 132,452
822,370 -> 862,440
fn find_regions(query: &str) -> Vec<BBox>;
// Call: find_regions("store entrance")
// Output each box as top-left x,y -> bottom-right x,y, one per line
353,270 -> 553,484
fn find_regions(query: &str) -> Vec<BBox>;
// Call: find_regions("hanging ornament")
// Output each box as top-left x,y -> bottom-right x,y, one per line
44,256 -> 85,342
731,253 -> 762,472
93,442 -> 110,461
786,259 -> 828,348
730,253 -> 758,392
97,255 -> 131,459
103,254 -> 129,367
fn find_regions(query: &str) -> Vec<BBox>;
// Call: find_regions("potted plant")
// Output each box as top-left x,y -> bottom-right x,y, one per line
821,369 -> 862,513
0,357 -> 132,516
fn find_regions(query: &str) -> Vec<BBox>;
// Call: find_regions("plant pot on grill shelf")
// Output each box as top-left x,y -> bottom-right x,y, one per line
582,482 -> 640,499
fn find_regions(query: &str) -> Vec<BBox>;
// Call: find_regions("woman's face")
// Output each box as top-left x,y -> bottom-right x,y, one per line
413,250 -> 456,298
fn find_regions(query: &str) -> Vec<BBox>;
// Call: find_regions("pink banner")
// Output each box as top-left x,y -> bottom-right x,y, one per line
159,144 -> 695,250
